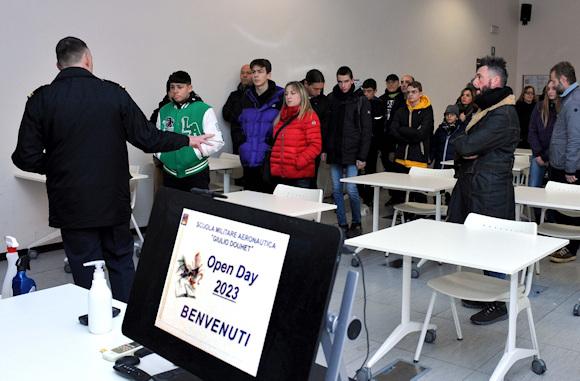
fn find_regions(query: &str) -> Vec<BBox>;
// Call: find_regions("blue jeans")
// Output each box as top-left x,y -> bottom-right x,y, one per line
330,164 -> 361,226
528,157 -> 547,188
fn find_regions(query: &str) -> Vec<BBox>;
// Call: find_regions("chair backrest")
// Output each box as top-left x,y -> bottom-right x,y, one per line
544,181 -> 580,217
465,213 -> 537,235
465,213 -> 537,294
408,167 -> 455,178
129,165 -> 141,209
273,184 -> 324,222
218,152 -> 241,163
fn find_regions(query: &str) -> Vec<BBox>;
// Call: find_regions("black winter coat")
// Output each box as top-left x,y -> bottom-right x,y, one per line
324,85 -> 372,165
390,96 -> 434,166
12,67 -> 189,229
222,83 -> 247,154
379,88 -> 405,152
447,87 -> 520,223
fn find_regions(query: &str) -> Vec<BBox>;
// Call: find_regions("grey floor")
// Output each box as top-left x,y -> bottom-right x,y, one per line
3,192 -> 580,381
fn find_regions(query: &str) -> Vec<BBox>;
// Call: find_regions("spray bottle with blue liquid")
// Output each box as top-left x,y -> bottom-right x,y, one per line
12,254 -> 37,296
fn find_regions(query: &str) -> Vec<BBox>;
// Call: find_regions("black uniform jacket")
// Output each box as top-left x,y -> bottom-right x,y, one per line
12,67 -> 189,229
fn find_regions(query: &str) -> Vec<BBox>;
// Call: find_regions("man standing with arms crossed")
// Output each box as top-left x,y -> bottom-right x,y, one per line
12,37 -> 214,302
447,56 -> 519,325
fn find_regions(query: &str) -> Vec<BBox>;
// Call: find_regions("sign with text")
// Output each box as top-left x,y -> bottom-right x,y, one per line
155,209 -> 289,376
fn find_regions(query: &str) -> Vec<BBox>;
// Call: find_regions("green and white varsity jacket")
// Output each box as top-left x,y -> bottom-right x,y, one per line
156,100 -> 224,178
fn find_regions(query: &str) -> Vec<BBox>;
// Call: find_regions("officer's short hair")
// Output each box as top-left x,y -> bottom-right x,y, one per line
56,37 -> 88,68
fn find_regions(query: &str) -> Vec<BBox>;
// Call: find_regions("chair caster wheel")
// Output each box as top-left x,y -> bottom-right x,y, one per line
28,249 -> 39,260
573,303 -> 580,316
425,329 -> 436,343
531,358 -> 547,375
64,263 -> 72,274
411,268 -> 420,279
351,257 -> 360,267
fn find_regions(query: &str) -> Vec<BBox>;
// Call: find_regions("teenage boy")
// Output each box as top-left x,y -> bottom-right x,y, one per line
237,58 -> 284,192
323,66 -> 372,237
431,104 -> 465,169
156,71 -> 224,191
359,78 -> 386,206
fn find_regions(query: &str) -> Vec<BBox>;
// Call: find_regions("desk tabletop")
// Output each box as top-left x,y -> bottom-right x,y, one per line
218,190 -> 336,217
341,172 -> 456,193
345,219 -> 567,274
0,284 -> 175,380
515,185 -> 580,211
14,170 -> 148,183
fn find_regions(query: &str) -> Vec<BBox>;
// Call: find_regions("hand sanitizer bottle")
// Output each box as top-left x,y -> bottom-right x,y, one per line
83,260 -> 112,334
1,236 -> 20,299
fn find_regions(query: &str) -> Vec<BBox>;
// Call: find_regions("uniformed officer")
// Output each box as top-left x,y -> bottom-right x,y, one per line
12,36 -> 215,302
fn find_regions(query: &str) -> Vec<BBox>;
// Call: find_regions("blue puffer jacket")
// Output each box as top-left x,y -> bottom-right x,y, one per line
238,81 -> 283,167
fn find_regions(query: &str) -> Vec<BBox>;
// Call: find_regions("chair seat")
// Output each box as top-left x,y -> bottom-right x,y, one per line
427,271 -> 524,302
538,222 -> 580,240
393,202 -> 448,216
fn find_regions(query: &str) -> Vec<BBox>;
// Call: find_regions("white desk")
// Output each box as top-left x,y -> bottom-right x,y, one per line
14,170 -> 149,250
436,159 -> 531,185
208,155 -> 242,193
218,190 -> 336,218
341,172 -> 456,232
0,284 -> 176,380
345,219 -> 567,381
515,185 -> 580,215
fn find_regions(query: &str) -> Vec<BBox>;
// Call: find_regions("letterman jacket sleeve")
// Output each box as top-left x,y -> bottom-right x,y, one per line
196,108 -> 224,157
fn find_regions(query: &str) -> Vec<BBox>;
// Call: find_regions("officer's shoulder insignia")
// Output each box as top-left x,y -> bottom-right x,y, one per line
28,84 -> 48,98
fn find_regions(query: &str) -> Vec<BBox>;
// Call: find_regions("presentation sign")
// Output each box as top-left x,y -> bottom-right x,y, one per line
155,209 -> 290,376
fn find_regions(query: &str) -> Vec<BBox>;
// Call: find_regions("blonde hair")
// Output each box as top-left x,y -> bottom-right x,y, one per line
274,81 -> 313,125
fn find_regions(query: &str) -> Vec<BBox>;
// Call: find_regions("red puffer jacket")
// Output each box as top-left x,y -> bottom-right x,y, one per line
270,106 -> 321,179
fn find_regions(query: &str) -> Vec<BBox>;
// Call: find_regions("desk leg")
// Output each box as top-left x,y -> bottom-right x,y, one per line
417,192 -> 442,270
366,255 -> 436,369
223,171 -> 231,193
490,273 -> 537,381
372,186 -> 380,232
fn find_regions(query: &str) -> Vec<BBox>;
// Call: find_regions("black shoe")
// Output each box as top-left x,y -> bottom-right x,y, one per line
346,223 -> 362,239
461,299 -> 486,309
470,302 -> 508,325
339,224 -> 349,237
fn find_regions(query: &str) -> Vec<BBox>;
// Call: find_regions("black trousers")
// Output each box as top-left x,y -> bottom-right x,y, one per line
549,167 -> 580,254
61,223 -> 135,302
243,166 -> 273,193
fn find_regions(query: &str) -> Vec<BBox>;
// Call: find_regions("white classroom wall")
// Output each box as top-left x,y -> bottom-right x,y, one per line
515,0 -> 580,96
0,0 -> 520,247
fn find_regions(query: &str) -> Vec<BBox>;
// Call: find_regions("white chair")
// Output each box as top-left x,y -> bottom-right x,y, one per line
414,213 -> 539,363
129,165 -> 145,256
387,167 -> 454,263
538,181 -> 580,240
273,184 -> 324,222
513,154 -> 531,186
391,167 -> 454,227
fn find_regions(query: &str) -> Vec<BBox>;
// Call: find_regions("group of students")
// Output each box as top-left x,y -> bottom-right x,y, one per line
150,58 -> 576,256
